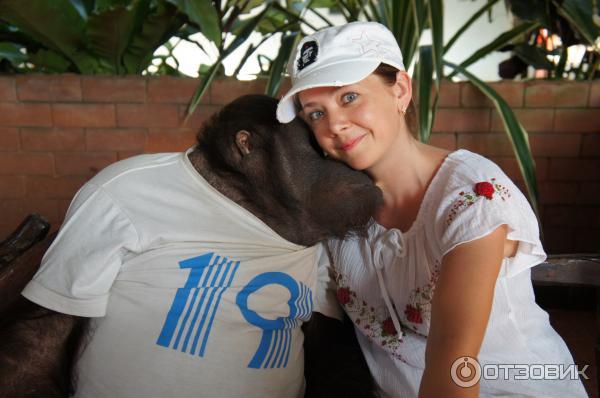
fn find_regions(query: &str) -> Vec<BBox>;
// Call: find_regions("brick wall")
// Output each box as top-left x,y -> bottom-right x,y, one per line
0,75 -> 598,253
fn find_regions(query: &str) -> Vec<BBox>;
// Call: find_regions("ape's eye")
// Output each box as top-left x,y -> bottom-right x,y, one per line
308,110 -> 324,121
342,92 -> 358,104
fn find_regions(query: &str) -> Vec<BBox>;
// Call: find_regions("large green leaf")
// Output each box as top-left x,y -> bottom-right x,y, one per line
416,45 -> 434,143
265,33 -> 297,97
224,4 -> 272,57
0,41 -> 26,65
123,1 -> 184,74
0,0 -> 87,70
512,43 -> 554,70
445,61 -> 540,217
29,48 -> 72,72
428,0 -> 443,88
166,0 -> 222,47
448,21 -> 540,78
87,5 -> 138,74
186,57 -> 221,116
553,0 -> 600,46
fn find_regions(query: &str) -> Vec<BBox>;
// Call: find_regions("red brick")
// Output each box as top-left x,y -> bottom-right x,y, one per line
590,81 -> 600,107
525,81 -> 588,108
490,156 -> 549,182
457,133 -> 513,157
275,78 -> 292,98
21,128 -> 85,151
0,103 -> 52,127
0,153 -> 54,175
0,77 -> 17,101
116,104 -> 179,128
433,80 -> 460,107
54,153 -> 117,176
179,104 -> 221,129
86,128 -> 146,151
491,109 -> 553,133
145,128 -> 197,152
529,134 -> 581,157
581,134 -> 600,156
148,76 -> 208,104
17,75 -> 81,102
53,104 -> 116,127
82,76 -> 146,103
428,133 -> 456,150
538,182 -> 578,205
0,199 -> 60,228
578,182 -> 600,205
25,176 -> 87,199
0,127 -> 19,150
117,150 -> 144,160
0,176 -> 25,198
548,159 -> 600,181
461,81 -> 523,108
554,110 -> 600,133
432,109 -> 490,133
210,78 -> 267,105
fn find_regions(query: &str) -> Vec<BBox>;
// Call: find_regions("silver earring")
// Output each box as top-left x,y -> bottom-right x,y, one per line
323,150 -> 329,158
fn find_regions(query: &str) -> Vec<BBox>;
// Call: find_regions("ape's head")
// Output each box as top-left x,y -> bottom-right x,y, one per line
192,95 -> 383,247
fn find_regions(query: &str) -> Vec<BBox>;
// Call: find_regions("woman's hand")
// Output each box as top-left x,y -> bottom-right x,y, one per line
418,225 -> 511,398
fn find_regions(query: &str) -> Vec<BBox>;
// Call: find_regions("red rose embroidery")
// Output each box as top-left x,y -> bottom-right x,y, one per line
474,181 -> 495,199
382,317 -> 397,336
404,304 -> 423,324
336,287 -> 350,305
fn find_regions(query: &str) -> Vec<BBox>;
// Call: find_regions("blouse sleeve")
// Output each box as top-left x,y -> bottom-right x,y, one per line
21,182 -> 140,317
436,174 -> 546,278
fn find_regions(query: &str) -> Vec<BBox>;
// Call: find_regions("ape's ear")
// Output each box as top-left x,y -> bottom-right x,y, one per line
235,130 -> 252,156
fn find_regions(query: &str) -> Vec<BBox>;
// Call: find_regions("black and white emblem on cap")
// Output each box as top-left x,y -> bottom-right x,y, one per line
296,41 -> 318,72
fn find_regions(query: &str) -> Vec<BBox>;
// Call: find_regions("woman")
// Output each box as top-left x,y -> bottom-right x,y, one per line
276,21 -> 587,398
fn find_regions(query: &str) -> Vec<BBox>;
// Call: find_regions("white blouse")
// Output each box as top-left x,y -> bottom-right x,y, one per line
327,149 -> 587,397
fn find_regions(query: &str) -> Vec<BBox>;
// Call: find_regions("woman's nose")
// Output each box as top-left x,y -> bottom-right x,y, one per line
327,110 -> 350,135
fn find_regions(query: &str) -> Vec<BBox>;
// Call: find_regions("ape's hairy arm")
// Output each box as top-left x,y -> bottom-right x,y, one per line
0,297 -> 89,398
303,312 -> 379,398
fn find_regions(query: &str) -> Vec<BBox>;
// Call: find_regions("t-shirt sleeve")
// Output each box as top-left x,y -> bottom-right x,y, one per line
312,242 -> 343,321
436,174 -> 546,278
21,182 -> 140,317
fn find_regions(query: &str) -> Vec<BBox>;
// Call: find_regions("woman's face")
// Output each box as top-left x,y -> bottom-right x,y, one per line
297,72 -> 411,171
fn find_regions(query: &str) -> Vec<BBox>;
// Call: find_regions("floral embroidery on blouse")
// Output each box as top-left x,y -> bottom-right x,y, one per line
404,261 -> 440,329
333,269 -> 404,359
446,178 -> 511,225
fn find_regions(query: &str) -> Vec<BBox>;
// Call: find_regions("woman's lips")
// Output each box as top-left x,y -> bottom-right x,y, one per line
340,134 -> 366,151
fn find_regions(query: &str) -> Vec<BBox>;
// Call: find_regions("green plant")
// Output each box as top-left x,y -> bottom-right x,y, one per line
0,0 -> 190,74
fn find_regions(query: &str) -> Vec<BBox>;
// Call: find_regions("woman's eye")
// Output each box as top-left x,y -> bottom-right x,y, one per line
342,92 -> 358,103
308,110 -> 324,121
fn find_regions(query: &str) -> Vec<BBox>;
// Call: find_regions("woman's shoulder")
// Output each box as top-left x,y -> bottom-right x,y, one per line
443,149 -> 508,187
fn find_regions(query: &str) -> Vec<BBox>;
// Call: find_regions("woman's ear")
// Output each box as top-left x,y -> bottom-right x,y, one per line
393,70 -> 412,114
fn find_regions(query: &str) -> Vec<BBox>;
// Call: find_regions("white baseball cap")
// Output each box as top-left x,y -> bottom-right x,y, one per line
276,21 -> 405,123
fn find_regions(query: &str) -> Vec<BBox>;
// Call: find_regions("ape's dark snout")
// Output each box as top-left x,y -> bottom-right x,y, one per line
308,160 -> 383,240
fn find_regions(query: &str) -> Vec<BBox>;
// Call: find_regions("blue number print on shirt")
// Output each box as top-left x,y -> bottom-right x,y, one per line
156,252 -> 240,356
236,272 -> 313,369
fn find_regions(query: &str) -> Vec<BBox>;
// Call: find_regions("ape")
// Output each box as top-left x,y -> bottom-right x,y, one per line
0,95 -> 382,398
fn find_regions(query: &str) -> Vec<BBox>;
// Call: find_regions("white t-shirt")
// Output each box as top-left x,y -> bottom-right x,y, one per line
327,149 -> 587,398
22,149 -> 339,398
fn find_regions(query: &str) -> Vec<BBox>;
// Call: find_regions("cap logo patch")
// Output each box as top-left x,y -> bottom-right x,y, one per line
297,41 -> 318,72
